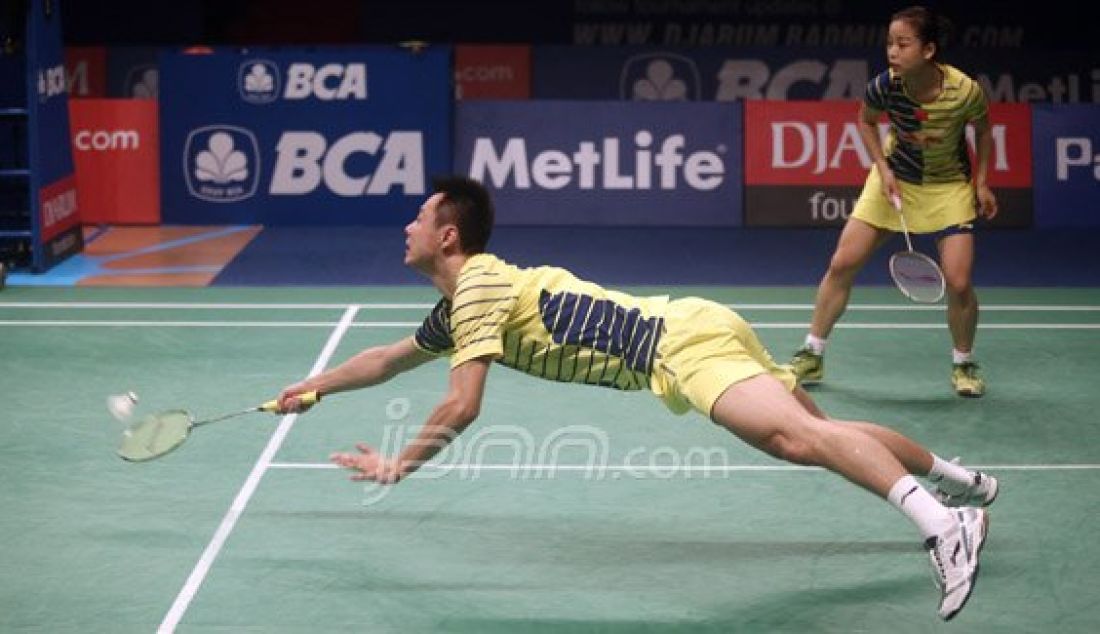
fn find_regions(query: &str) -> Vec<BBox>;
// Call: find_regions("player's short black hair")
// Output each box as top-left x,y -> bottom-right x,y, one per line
432,175 -> 494,255
892,6 -> 953,59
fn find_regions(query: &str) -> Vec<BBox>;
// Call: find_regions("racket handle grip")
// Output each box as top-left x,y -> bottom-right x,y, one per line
260,390 -> 320,413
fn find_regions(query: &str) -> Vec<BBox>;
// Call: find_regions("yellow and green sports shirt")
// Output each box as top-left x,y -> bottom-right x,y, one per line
865,63 -> 988,185
413,253 -> 667,391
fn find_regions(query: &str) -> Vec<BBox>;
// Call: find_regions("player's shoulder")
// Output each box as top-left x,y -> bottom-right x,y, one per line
939,64 -> 986,110
458,252 -> 505,282
455,252 -> 520,296
867,68 -> 895,91
864,68 -> 900,108
941,64 -> 979,91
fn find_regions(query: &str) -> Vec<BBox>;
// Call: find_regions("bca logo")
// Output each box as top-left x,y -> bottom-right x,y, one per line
284,63 -> 367,100
619,53 -> 701,101
184,125 -> 261,203
239,59 -> 280,104
238,61 -> 368,102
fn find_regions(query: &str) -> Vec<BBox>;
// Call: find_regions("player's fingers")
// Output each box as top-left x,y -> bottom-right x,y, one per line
290,393 -> 317,413
329,451 -> 357,468
278,392 -> 309,413
288,396 -> 311,413
276,393 -> 293,412
356,442 -> 376,455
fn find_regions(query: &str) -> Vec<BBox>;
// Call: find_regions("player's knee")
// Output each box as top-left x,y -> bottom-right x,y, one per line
944,273 -> 973,300
762,431 -> 815,466
826,253 -> 862,281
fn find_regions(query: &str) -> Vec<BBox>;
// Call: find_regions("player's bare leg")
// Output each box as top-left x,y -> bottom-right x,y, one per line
939,232 -> 984,396
712,375 -> 990,620
711,373 -> 908,496
792,219 -> 892,383
792,386 -> 934,474
811,218 -> 893,339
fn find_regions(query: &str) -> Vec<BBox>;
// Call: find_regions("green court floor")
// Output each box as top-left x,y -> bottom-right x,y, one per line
2,285 -> 1099,633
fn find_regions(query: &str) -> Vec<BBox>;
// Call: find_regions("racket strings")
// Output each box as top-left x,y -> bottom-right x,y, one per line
890,252 -> 945,303
115,392 -> 315,462
118,410 -> 193,461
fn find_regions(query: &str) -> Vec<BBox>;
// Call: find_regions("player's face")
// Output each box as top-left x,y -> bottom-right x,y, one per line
404,193 -> 447,269
886,19 -> 933,77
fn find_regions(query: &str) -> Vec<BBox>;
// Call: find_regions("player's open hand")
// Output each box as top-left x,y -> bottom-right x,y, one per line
330,443 -> 404,484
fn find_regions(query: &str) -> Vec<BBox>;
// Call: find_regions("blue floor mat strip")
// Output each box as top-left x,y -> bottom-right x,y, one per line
211,227 -> 1100,287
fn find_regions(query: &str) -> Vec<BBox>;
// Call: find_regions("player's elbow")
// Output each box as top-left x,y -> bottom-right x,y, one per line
455,402 -> 481,427
443,396 -> 480,428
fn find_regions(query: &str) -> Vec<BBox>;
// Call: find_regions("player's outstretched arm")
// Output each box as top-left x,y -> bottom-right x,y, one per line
278,336 -> 436,412
330,356 -> 492,483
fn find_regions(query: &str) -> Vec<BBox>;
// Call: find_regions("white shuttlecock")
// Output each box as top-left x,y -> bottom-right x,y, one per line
107,391 -> 139,422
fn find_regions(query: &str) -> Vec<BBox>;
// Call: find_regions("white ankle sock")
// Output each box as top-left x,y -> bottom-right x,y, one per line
804,334 -> 827,355
927,454 -> 973,495
953,349 -> 972,365
887,475 -> 954,539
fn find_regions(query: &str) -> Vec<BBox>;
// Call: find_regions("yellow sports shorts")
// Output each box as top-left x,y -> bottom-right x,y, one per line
650,297 -> 797,417
851,165 -> 978,234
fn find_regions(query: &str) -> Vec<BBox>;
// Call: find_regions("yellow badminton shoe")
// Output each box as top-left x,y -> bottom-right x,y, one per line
952,362 -> 985,398
790,348 -> 824,385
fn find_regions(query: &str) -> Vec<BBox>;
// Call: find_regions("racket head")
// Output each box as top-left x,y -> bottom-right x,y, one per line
117,410 -> 195,462
889,250 -> 946,303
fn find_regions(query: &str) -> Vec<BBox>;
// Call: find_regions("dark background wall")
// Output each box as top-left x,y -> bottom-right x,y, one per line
52,0 -> 1091,52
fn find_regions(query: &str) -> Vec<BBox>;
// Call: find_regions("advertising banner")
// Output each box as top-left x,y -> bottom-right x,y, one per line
454,101 -> 741,226
26,0 -> 82,269
69,99 -> 160,224
1033,105 -> 1100,227
535,46 -> 873,102
565,2 -> 1088,52
533,46 -> 1100,105
743,101 -> 1032,228
455,45 -> 531,100
64,47 -> 107,98
106,46 -> 161,98
159,47 -> 452,225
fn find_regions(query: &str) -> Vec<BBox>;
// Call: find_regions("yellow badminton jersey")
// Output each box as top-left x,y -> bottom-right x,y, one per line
865,64 -> 987,185
414,253 -> 667,392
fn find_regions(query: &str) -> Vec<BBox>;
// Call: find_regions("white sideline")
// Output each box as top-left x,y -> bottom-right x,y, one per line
268,462 -> 1100,473
156,305 -> 359,634
4,300 -> 1100,311
3,320 -> 1100,330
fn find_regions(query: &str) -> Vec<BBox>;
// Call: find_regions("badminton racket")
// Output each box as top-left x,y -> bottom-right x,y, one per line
887,193 -> 945,303
117,391 -> 319,462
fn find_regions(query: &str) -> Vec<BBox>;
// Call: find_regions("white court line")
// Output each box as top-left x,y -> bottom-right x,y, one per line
4,301 -> 1100,311
738,304 -> 1100,312
4,320 -> 1100,330
751,323 -> 1100,330
268,462 -> 1100,472
0,320 -> 355,327
157,305 -> 359,634
0,320 -> 421,327
0,302 -> 430,309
